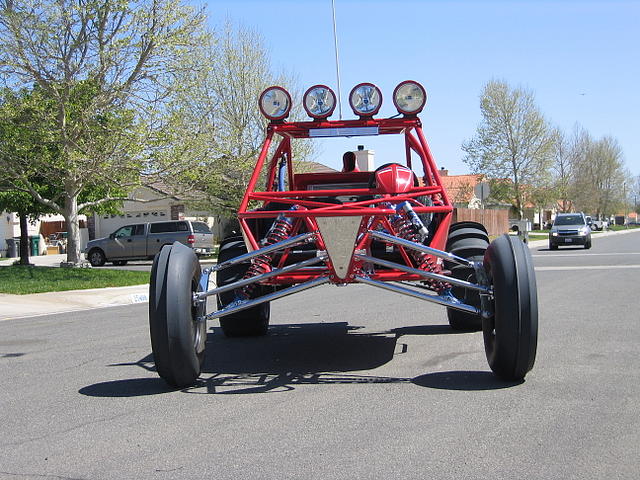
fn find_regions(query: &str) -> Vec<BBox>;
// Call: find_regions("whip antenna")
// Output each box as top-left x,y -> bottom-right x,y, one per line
331,0 -> 343,120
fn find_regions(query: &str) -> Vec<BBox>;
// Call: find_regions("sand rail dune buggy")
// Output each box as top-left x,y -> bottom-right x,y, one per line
149,81 -> 538,387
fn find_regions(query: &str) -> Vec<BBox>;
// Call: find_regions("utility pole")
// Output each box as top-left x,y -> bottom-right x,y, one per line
623,182 -> 627,227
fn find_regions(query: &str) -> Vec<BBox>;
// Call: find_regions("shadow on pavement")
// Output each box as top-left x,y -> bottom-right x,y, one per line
79,322 -> 521,396
412,371 -> 523,390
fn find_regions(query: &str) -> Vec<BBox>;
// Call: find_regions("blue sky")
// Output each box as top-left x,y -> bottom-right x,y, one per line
206,0 -> 640,177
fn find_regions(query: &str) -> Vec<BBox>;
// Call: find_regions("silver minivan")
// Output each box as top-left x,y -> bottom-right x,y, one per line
85,220 -> 214,266
548,213 -> 592,250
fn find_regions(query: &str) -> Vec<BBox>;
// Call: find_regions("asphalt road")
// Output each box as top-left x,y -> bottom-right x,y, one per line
1,232 -> 639,479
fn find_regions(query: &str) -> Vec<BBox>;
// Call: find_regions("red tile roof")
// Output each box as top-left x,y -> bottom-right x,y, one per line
440,174 -> 484,203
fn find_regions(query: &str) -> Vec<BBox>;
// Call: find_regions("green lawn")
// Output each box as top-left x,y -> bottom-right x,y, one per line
609,224 -> 640,231
0,266 -> 150,295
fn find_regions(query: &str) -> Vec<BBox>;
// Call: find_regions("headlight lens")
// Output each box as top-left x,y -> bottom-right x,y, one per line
259,86 -> 292,120
579,227 -> 588,235
303,85 -> 336,119
349,83 -> 382,117
393,80 -> 426,115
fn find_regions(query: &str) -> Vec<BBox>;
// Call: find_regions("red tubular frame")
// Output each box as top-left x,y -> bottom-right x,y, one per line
237,116 -> 453,285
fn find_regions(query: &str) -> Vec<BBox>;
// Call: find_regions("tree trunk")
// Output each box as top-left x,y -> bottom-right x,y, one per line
18,212 -> 30,266
63,195 -> 83,266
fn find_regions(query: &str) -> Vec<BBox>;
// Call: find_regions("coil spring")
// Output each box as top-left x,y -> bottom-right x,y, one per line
390,213 -> 449,293
240,208 -> 298,298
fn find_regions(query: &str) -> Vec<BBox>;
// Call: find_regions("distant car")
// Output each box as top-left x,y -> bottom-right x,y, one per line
84,220 -> 214,266
549,213 -> 592,250
586,216 -> 608,231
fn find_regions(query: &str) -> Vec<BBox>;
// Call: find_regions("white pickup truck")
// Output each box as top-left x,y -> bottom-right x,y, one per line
586,216 -> 608,231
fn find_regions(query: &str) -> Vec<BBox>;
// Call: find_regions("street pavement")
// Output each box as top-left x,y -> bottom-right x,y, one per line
0,231 -> 639,479
0,228 -> 638,321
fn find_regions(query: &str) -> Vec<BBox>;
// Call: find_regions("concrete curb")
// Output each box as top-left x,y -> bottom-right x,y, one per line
0,284 -> 149,321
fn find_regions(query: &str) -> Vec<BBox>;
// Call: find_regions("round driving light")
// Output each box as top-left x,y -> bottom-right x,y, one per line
303,85 -> 337,119
349,83 -> 382,117
259,86 -> 292,120
393,81 -> 426,115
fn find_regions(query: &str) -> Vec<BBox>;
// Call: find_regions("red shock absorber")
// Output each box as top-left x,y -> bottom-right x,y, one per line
240,206 -> 301,298
390,202 -> 449,293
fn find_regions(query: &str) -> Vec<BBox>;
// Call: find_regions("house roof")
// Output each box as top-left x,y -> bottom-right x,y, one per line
298,161 -> 338,174
439,173 -> 484,203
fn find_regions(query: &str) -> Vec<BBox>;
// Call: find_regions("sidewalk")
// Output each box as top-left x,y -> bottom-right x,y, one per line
0,284 -> 149,321
0,253 -> 150,321
1,228 -> 637,321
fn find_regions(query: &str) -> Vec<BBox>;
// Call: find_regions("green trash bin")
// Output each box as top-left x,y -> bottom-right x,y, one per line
30,235 -> 40,256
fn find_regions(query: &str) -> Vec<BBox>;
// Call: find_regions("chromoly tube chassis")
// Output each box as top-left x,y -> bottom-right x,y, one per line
196,254 -> 327,301
368,230 -> 474,268
355,254 -> 491,294
209,232 -> 316,273
204,276 -> 330,320
356,276 -> 481,315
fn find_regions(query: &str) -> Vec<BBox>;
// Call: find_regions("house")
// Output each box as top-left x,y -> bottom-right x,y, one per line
438,169 -> 485,208
0,212 -> 78,257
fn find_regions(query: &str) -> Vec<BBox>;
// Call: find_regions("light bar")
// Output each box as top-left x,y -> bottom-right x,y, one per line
349,83 -> 382,117
259,86 -> 292,121
393,80 -> 426,115
303,85 -> 337,119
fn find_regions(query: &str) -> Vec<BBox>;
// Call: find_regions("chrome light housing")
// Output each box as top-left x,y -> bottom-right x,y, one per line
349,83 -> 382,117
259,86 -> 292,121
393,80 -> 426,115
303,85 -> 337,119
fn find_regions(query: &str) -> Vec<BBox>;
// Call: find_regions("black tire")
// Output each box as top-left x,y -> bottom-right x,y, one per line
216,240 -> 270,337
449,221 -> 488,235
149,242 -> 206,387
549,242 -> 558,250
482,235 -> 538,380
113,260 -> 128,266
445,222 -> 490,331
87,248 -> 106,267
585,239 -> 592,249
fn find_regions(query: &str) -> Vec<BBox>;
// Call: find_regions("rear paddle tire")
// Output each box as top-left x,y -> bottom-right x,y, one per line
216,240 -> 270,337
445,222 -> 489,331
482,235 -> 538,380
149,242 -> 207,387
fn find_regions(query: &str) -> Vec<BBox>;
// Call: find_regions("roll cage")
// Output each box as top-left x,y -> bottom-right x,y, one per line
236,116 -> 454,286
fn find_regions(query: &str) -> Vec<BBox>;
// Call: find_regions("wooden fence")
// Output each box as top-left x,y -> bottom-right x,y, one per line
452,208 -> 508,237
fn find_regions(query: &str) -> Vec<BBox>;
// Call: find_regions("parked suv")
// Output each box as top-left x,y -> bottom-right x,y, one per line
549,213 -> 592,250
85,220 -> 214,266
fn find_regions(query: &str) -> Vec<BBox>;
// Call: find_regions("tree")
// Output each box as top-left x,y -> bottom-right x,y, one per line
570,131 -> 626,218
0,0 -> 210,265
462,80 -> 556,219
630,174 -> 640,214
183,21 -> 314,216
550,128 -> 575,213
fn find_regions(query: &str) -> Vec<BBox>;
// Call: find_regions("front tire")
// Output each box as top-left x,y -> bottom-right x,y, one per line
149,242 -> 206,387
88,248 -> 106,267
216,240 -> 270,337
445,222 -> 489,331
482,235 -> 538,380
